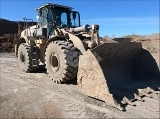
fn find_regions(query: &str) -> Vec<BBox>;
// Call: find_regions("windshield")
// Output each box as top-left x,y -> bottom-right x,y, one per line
47,8 -> 80,28
48,8 -> 68,28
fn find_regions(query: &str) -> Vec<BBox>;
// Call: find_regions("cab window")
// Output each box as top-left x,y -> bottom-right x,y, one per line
70,12 -> 80,27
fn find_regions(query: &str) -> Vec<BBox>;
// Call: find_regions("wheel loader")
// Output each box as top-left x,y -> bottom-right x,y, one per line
15,3 -> 160,110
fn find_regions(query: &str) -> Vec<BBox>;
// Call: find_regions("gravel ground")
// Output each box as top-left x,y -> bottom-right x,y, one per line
0,53 -> 159,118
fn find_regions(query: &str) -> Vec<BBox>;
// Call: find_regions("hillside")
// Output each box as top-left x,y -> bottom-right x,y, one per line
0,18 -> 159,53
0,18 -> 37,52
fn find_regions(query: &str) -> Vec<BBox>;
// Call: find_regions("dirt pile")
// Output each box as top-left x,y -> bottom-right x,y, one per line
132,33 -> 159,41
0,19 -> 18,36
0,18 -> 37,52
0,33 -> 19,52
131,33 -> 159,68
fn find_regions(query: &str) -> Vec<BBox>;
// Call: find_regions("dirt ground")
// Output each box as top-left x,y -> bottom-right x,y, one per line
0,38 -> 160,118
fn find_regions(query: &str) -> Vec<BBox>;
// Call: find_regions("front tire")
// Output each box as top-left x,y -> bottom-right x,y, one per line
45,41 -> 79,83
18,43 -> 38,72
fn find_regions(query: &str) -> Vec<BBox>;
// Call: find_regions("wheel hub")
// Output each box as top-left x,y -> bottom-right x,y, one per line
51,54 -> 60,72
20,53 -> 25,64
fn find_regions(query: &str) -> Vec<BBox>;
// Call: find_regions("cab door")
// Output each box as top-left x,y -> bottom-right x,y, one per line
70,11 -> 81,27
38,8 -> 48,38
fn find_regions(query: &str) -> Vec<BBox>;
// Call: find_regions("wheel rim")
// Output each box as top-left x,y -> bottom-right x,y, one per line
20,52 -> 25,65
50,54 -> 60,72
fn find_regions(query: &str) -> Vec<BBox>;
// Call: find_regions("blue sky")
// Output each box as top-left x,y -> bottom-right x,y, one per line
0,0 -> 159,37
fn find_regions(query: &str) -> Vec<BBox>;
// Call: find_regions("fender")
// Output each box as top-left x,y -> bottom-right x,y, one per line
42,34 -> 87,63
15,36 -> 29,56
42,36 -> 66,63
67,33 -> 86,54
60,29 -> 86,54
15,36 -> 37,56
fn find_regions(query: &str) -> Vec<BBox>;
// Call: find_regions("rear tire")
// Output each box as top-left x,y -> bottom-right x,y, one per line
18,43 -> 39,72
45,41 -> 79,83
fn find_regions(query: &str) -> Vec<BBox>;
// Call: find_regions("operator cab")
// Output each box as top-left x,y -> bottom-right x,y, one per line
36,3 -> 81,38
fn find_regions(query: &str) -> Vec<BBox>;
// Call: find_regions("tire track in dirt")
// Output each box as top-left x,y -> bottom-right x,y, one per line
1,72 -> 113,118
0,54 -> 114,118
0,53 -> 159,118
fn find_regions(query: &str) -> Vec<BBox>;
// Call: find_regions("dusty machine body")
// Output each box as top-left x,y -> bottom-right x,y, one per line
15,3 -> 160,110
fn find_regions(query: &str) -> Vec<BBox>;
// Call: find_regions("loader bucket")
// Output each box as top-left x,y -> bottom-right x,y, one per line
77,38 -> 160,110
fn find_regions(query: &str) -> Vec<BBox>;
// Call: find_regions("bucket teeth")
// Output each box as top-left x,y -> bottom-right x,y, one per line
138,89 -> 149,96
117,106 -> 124,111
138,89 -> 145,96
138,87 -> 157,97
121,97 -> 135,106
146,94 -> 153,98
139,89 -> 152,98
112,103 -> 124,111
146,87 -> 159,94
134,93 -> 143,101
138,88 -> 153,98
146,87 -> 155,93
105,94 -> 124,110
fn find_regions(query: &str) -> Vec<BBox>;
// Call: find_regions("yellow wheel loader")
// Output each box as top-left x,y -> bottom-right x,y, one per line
15,3 -> 160,110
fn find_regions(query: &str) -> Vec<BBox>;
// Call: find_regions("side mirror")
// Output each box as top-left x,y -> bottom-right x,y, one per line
72,12 -> 76,19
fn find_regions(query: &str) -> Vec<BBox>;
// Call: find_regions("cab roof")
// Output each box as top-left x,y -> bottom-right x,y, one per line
36,3 -> 73,11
